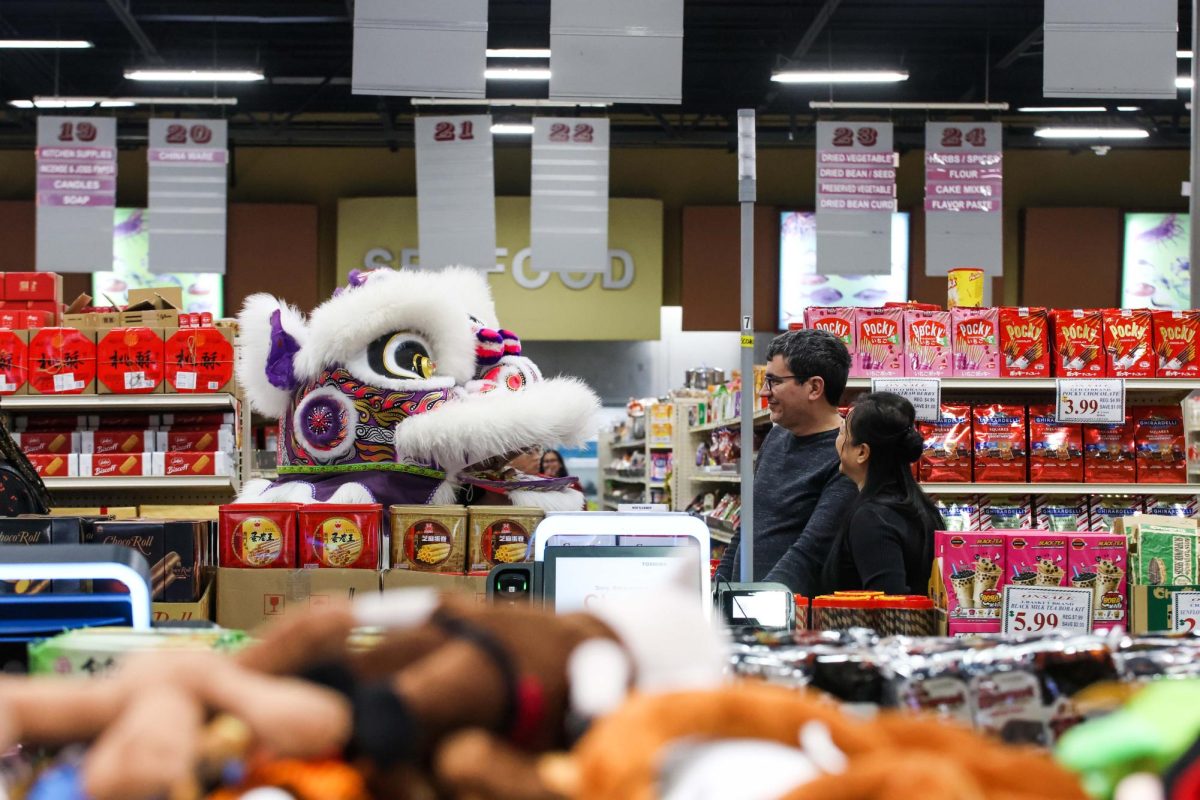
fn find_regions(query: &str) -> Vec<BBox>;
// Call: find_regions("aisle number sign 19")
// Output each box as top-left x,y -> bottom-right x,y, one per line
1054,378 -> 1125,424
1001,585 -> 1093,635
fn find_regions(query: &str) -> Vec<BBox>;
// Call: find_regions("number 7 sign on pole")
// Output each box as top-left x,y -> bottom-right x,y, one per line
147,118 -> 228,274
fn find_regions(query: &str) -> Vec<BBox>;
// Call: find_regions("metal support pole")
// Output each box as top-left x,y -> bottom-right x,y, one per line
737,109 -> 757,582
1191,0 -> 1200,311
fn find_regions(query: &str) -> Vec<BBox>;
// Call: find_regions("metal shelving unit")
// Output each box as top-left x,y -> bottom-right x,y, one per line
0,394 -> 237,411
843,378 -> 1200,392
923,482 -> 1200,495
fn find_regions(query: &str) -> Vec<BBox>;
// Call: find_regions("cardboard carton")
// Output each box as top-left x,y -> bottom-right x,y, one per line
1130,584 -> 1200,634
152,572 -> 214,623
1116,514 -> 1199,585
5,272 -> 62,303
62,308 -> 121,329
121,288 -> 181,328
215,567 -> 381,631
380,568 -> 488,603
48,506 -> 138,519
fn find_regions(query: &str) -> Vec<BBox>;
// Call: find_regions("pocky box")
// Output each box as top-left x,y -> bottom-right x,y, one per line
1028,403 -> 1083,483
904,309 -> 952,377
852,307 -> 905,377
1083,414 -> 1136,483
1035,495 -> 1090,532
1153,310 -> 1200,378
932,495 -> 980,531
1133,405 -> 1186,484
980,495 -> 1034,530
972,404 -> 1028,482
803,307 -> 856,352
1006,532 -> 1068,588
937,531 -> 1005,619
918,404 -> 973,482
1089,496 -> 1144,532
1068,533 -> 1128,630
1103,309 -> 1154,378
1053,309 -> 1106,377
999,307 -> 1051,379
951,308 -> 1000,377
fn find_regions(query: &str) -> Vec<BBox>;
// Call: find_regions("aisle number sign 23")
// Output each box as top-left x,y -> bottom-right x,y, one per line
831,127 -> 879,147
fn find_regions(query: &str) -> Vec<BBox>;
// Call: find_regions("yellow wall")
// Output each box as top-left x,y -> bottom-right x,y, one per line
0,144 -> 1188,309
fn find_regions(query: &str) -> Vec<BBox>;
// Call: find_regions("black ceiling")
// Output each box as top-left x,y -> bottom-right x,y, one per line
0,0 -> 1192,148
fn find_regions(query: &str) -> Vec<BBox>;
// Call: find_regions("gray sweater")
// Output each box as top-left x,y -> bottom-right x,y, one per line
714,425 -> 858,596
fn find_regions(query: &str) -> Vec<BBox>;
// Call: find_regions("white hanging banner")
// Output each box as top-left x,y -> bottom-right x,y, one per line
814,121 -> 895,275
549,0 -> 683,104
147,119 -> 228,274
1044,0 -> 1175,99
415,115 -> 496,270
352,0 -> 486,98
531,118 -> 610,274
35,117 -> 117,273
924,122 -> 1002,277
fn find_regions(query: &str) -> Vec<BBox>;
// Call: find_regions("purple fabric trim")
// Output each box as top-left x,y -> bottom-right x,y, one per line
266,309 -> 301,391
263,471 -> 443,521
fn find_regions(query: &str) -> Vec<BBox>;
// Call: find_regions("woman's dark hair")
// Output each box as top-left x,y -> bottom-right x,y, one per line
819,391 -> 943,594
539,449 -> 569,478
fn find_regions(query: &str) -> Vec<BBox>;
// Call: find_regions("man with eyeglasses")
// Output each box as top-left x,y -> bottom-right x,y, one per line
714,328 -> 856,596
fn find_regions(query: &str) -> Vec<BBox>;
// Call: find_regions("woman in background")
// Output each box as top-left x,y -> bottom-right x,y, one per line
540,448 -> 587,508
819,392 -> 943,595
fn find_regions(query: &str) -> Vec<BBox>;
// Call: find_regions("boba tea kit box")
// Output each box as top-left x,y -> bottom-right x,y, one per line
1067,533 -> 1128,631
935,531 -> 1006,633
1005,532 -> 1068,588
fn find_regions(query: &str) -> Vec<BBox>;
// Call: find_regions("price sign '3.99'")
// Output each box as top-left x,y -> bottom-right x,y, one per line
1054,378 -> 1125,424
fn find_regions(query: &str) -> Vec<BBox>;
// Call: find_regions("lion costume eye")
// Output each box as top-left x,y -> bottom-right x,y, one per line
367,332 -> 435,379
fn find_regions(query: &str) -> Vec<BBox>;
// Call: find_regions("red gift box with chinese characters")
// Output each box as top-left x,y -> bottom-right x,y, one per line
297,504 -> 382,569
164,326 -> 235,394
0,329 -> 28,395
96,327 -> 165,394
219,504 -> 299,568
4,273 -> 62,303
27,327 -> 95,395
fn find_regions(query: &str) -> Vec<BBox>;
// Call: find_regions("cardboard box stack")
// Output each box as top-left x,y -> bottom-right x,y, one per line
1120,514 -> 1200,633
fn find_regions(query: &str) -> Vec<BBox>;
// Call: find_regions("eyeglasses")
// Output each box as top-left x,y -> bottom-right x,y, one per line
763,374 -> 807,391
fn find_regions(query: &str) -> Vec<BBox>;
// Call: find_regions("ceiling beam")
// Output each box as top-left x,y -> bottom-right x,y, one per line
104,0 -> 164,64
996,25 -> 1042,69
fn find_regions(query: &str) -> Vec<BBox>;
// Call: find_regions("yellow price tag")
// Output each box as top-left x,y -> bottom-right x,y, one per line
740,334 -> 754,348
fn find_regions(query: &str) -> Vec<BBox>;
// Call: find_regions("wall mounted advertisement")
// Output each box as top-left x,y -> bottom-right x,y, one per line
778,211 -> 910,329
1121,212 -> 1190,311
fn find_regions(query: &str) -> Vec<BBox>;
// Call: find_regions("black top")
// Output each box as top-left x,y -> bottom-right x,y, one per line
714,425 -> 857,596
830,498 -> 932,595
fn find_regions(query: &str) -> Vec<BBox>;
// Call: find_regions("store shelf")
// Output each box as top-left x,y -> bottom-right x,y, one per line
693,472 -> 742,483
1,393 -> 237,411
845,378 -> 1200,392
604,474 -> 647,485
43,475 -> 237,491
607,439 -> 645,450
704,515 -> 738,543
922,482 -> 1200,495
602,501 -> 619,511
689,408 -> 771,435
649,480 -> 667,489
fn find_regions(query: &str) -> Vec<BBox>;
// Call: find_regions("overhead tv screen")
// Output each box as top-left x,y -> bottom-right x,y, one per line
1122,212 -> 1190,311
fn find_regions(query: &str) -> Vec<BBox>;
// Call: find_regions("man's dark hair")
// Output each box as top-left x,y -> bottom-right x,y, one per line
766,328 -> 851,405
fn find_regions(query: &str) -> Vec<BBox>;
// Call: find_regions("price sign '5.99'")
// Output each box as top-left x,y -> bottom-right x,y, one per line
1002,585 -> 1093,635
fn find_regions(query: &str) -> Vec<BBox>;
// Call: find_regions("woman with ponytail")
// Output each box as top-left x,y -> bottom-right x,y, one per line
819,391 -> 944,595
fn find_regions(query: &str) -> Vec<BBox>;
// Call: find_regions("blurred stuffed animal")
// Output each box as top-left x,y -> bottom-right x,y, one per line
236,267 -> 598,511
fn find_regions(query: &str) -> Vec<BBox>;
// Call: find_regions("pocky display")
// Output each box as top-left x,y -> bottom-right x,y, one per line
936,531 -> 1005,620
1153,310 -> 1200,378
918,404 -> 973,482
1053,309 -> 1105,378
1006,532 -> 1068,588
999,307 -> 1050,379
1103,309 -> 1154,378
1083,414 -> 1136,483
933,496 -> 980,531
1088,496 -> 1143,532
972,404 -> 1028,482
803,307 -> 856,351
1035,495 -> 1090,532
904,309 -> 952,377
1133,405 -> 1186,484
951,308 -> 1000,377
980,496 -> 1033,531
1028,403 -> 1083,483
1068,533 -> 1128,630
852,307 -> 905,377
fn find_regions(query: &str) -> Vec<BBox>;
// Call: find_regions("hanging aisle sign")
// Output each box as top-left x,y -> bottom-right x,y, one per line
352,0 -> 486,98
35,116 -> 117,273
814,121 -> 895,275
147,119 -> 228,274
924,122 -> 1002,277
531,117 -> 610,274
415,115 -> 496,270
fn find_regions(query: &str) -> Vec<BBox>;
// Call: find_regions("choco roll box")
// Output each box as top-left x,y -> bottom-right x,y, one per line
84,519 -> 207,602
0,515 -> 90,594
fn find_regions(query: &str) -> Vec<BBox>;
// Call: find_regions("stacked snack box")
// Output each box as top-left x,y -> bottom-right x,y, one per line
935,530 -> 1006,635
951,308 -> 1000,377
389,505 -> 469,574
852,308 -> 905,377
1052,309 -> 1106,377
1119,515 -> 1200,633
999,307 -> 1050,378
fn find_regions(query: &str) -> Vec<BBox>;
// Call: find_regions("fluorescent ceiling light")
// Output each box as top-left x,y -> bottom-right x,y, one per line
1178,76 -> 1194,89
124,68 -> 264,82
411,98 -> 609,108
0,39 -> 92,49
491,123 -> 535,135
98,100 -> 137,108
486,48 -> 550,59
1033,127 -> 1150,139
1180,50 -> 1193,58
9,98 -> 97,109
809,100 -> 1005,110
1017,106 -> 1107,112
1116,106 -> 1141,111
772,70 -> 908,84
11,95 -> 239,108
484,68 -> 551,81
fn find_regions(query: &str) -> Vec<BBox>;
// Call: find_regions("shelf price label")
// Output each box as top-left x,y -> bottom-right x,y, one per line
1055,378 -> 1125,424
1002,585 -> 1093,635
870,377 -> 941,422
1171,592 -> 1200,633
